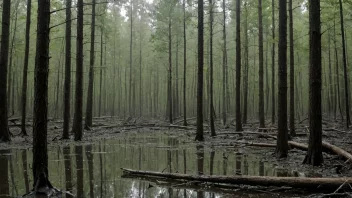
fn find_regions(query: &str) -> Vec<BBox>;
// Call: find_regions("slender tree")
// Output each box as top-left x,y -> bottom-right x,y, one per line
168,10 -> 173,124
222,0 -> 227,126
303,0 -> 323,166
195,0 -> 204,141
339,0 -> 350,128
72,0 -> 84,141
235,0 -> 243,131
85,0 -> 97,130
183,0 -> 188,126
209,0 -> 215,136
258,0 -> 265,129
289,0 -> 295,136
271,0 -> 276,124
62,0 -> 72,139
32,0 -> 54,191
276,0 -> 289,158
0,0 -> 11,142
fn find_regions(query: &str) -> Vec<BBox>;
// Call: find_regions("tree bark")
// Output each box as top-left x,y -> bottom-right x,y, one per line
339,0 -> 350,128
289,0 -> 295,136
276,0 -> 289,158
303,0 -> 323,166
258,0 -> 265,129
195,0 -> 204,141
243,2 -> 249,124
235,0 -> 243,131
72,0 -> 84,141
183,0 -> 187,126
0,0 -> 11,142
209,0 -> 216,136
271,0 -> 276,124
85,0 -> 96,130
32,0 -> 53,190
222,0 -> 227,126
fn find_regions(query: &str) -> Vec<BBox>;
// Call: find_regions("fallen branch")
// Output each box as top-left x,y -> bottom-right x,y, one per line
121,168 -> 352,190
322,141 -> 352,162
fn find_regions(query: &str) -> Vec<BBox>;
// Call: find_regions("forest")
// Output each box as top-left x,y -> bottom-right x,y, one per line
0,0 -> 351,197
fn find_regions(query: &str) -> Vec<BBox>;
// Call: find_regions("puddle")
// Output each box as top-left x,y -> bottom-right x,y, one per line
0,134 -> 296,197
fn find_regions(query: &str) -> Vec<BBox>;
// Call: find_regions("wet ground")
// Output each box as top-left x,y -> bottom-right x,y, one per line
0,117 -> 351,197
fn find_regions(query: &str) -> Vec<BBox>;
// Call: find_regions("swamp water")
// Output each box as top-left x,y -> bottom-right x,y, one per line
0,134 -> 297,198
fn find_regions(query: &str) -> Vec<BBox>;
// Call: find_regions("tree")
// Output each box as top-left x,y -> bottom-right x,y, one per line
222,0 -> 228,126
258,0 -> 265,129
183,0 -> 187,126
195,0 -> 204,141
303,0 -> 323,166
289,0 -> 295,137
32,0 -> 55,192
271,0 -> 276,124
0,0 -> 11,142
72,0 -> 84,141
85,0 -> 97,130
276,0 -> 289,158
209,0 -> 215,136
21,0 -> 32,137
339,0 -> 350,128
62,0 -> 72,139
235,0 -> 243,132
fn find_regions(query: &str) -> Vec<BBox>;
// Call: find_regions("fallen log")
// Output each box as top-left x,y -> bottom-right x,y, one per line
121,168 -> 352,190
322,141 -> 352,162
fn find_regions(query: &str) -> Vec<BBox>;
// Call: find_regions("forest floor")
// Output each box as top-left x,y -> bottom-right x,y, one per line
2,116 -> 352,197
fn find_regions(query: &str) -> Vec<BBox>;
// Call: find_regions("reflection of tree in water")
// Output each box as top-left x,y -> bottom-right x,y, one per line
196,145 -> 204,198
0,150 -> 9,198
63,146 -> 73,197
85,145 -> 95,198
75,145 -> 83,198
235,153 -> 242,175
21,150 -> 30,192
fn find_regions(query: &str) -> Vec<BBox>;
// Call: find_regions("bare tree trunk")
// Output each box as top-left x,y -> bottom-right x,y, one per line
209,0 -> 216,136
72,0 -> 84,141
183,0 -> 188,126
129,0 -> 133,117
276,0 -> 289,158
20,0 -> 31,136
236,0 -> 243,131
195,0 -> 204,141
99,31 -> 103,117
0,0 -> 11,142
32,0 -> 53,189
339,0 -> 350,128
303,0 -> 323,166
222,0 -> 227,126
289,0 -> 295,136
168,15 -> 173,124
334,20 -> 343,121
258,0 -> 265,129
243,2 -> 249,124
85,0 -> 96,130
271,0 -> 276,124
62,0 -> 72,140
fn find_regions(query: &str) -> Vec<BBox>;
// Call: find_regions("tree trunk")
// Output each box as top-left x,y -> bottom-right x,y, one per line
183,0 -> 187,126
276,0 -> 289,158
209,0 -> 215,136
334,21 -> 343,121
0,0 -> 11,142
168,16 -> 173,124
85,0 -> 96,130
62,0 -> 71,139
236,0 -> 243,131
195,0 -> 204,141
271,0 -> 276,124
72,0 -> 84,141
222,0 -> 227,126
32,0 -> 53,190
129,0 -> 133,117
99,31 -> 103,117
258,0 -> 265,129
0,150 -> 9,196
289,0 -> 295,136
243,2 -> 249,124
303,0 -> 323,166
339,0 -> 350,128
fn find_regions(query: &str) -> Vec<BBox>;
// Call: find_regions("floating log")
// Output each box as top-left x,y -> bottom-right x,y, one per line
121,168 -> 352,190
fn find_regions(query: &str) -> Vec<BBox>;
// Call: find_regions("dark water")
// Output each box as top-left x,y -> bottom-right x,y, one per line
0,134 -> 293,198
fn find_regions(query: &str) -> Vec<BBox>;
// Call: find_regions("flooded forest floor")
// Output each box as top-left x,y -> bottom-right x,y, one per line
2,116 -> 352,197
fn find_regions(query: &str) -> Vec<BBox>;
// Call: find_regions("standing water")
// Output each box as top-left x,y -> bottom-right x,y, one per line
0,134 -> 295,197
